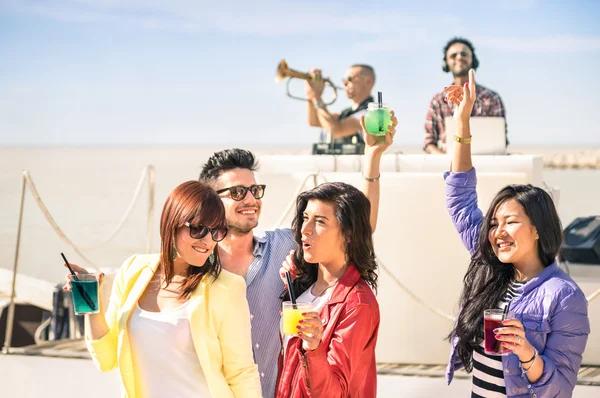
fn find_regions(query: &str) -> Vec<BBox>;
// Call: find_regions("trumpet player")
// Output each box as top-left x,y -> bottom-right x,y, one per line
306,64 -> 376,153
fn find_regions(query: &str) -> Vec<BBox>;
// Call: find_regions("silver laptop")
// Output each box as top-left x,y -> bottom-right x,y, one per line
444,116 -> 507,155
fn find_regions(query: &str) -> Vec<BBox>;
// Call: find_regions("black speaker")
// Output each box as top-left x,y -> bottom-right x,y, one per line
560,216 -> 600,264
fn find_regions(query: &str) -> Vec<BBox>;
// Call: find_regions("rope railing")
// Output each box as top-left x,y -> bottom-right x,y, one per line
78,165 -> 156,251
22,170 -> 95,268
2,166 -> 155,354
23,166 -> 155,266
378,260 -> 457,321
587,288 -> 600,303
273,173 -> 329,228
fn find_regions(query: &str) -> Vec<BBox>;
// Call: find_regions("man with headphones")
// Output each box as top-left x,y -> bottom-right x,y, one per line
424,37 -> 507,154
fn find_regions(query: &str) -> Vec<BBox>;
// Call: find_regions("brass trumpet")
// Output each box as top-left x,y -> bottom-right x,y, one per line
275,59 -> 342,105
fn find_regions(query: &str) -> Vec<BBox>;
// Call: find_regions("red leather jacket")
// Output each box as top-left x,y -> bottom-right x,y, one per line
276,265 -> 380,398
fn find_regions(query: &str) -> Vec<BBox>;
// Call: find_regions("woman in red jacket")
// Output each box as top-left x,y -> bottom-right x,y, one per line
276,181 -> 381,398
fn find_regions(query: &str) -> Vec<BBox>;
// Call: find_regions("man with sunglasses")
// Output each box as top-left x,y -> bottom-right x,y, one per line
199,137 -> 396,398
305,64 -> 376,154
199,149 -> 295,398
424,37 -> 507,154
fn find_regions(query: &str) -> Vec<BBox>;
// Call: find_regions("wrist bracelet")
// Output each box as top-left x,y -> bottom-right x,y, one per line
519,349 -> 537,364
363,173 -> 380,182
520,348 -> 538,376
453,134 -> 472,144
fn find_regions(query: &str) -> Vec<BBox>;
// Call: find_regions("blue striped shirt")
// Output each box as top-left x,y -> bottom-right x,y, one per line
247,228 -> 296,398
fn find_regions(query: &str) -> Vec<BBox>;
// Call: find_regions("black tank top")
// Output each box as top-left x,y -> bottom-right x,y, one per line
332,96 -> 373,148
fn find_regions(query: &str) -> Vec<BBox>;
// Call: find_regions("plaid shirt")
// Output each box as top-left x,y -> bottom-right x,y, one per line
424,84 -> 507,151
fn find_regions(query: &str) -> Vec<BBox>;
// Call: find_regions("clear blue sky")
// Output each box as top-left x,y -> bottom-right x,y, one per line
1,0 -> 599,147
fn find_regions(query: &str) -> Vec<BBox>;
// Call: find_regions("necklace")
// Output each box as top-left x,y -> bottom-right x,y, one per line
310,280 -> 340,303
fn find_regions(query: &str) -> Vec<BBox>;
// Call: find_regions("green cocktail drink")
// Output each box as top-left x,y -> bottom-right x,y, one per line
364,103 -> 391,136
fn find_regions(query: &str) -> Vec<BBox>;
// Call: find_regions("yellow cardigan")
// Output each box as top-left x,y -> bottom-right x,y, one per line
85,254 -> 262,398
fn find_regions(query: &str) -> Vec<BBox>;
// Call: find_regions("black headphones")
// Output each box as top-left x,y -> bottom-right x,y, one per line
442,39 -> 480,72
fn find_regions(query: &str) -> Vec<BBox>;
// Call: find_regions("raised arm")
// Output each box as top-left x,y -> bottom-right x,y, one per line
443,69 -> 483,254
306,69 -> 324,128
304,68 -> 352,137
311,100 -> 359,139
447,69 -> 475,172
307,100 -> 321,127
445,169 -> 483,255
360,111 -> 397,233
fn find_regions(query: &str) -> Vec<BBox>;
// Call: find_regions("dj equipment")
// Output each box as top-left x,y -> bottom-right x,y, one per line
560,216 -> 600,264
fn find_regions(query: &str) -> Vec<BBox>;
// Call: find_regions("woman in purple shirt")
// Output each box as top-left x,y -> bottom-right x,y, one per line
444,69 -> 590,397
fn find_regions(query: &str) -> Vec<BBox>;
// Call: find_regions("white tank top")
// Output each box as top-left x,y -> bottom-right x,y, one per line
128,300 -> 211,397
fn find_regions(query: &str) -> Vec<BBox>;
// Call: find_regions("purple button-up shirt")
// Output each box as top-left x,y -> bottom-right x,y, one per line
444,168 -> 590,397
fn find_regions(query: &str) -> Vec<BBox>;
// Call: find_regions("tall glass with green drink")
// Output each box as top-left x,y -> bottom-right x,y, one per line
364,92 -> 391,136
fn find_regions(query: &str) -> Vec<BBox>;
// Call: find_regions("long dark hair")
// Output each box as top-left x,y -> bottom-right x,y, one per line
281,182 -> 378,301
159,180 -> 226,299
452,184 -> 562,371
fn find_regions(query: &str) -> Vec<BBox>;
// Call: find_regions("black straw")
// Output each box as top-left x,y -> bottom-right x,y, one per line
61,252 -> 79,281
61,252 -> 96,312
285,271 -> 297,308
377,91 -> 384,132
502,300 -> 511,321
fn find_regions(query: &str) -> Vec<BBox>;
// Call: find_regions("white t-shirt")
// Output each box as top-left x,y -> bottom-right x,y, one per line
297,283 -> 332,311
129,300 -> 211,397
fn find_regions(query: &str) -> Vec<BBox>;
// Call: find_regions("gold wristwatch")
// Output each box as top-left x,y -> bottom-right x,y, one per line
453,135 -> 472,144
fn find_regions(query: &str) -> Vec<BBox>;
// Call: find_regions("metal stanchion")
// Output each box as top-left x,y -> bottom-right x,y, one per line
2,171 -> 27,354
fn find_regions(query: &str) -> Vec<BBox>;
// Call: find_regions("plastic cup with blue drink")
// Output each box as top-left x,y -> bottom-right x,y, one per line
364,91 -> 392,136
61,252 -> 100,315
71,273 -> 100,315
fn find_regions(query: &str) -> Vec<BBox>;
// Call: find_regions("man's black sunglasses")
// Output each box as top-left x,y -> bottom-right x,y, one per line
184,222 -> 228,242
216,184 -> 266,201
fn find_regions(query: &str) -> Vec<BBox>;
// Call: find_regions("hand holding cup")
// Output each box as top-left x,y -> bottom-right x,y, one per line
279,250 -> 298,290
361,110 -> 397,156
62,258 -> 103,315
495,318 -> 536,362
298,310 -> 325,351
63,262 -> 104,292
